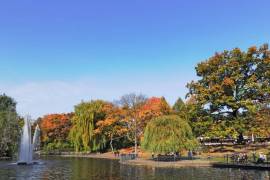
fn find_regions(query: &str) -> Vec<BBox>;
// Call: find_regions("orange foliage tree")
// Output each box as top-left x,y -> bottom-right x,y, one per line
95,103 -> 128,152
39,113 -> 73,148
138,97 -> 171,138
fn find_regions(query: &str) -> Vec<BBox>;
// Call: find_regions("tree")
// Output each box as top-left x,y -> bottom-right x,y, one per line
141,115 -> 198,154
0,94 -> 20,157
138,97 -> 171,137
248,105 -> 270,137
118,93 -> 147,154
69,100 -> 108,152
183,95 -> 213,137
187,44 -> 270,137
172,97 -> 186,114
95,103 -> 128,152
39,113 -> 73,150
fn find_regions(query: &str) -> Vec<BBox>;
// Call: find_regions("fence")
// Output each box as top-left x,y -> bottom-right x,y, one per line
120,153 -> 138,162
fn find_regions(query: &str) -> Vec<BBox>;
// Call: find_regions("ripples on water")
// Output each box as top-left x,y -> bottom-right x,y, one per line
0,157 -> 269,180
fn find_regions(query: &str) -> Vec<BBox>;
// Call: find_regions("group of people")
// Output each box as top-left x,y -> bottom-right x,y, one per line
230,152 -> 268,164
231,153 -> 249,164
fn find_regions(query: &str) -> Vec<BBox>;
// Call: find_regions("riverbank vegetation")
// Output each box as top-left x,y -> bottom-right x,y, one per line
1,44 -> 270,158
0,94 -> 21,158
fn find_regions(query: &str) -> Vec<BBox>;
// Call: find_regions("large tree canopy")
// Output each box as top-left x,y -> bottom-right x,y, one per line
95,104 -> 128,152
141,115 -> 197,154
39,113 -> 73,150
248,105 -> 270,137
69,100 -> 108,152
187,44 -> 270,137
0,94 -> 20,157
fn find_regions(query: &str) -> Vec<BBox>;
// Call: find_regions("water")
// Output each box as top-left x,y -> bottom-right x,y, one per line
1,157 -> 270,180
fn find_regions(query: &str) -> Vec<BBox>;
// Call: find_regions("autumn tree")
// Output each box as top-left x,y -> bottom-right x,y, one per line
95,103 -> 128,152
187,44 -> 270,137
138,97 -> 171,137
0,94 -> 20,157
39,113 -> 73,150
118,93 -> 147,154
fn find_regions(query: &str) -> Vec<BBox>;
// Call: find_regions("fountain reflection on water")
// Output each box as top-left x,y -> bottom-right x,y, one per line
17,117 -> 40,165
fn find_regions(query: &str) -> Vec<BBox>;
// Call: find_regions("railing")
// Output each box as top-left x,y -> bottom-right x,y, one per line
120,153 -> 138,162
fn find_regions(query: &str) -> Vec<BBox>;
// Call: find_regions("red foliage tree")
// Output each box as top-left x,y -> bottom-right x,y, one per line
138,97 -> 171,137
39,113 -> 73,146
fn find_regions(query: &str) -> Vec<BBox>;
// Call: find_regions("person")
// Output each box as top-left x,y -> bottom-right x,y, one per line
252,151 -> 257,162
264,154 -> 267,162
237,153 -> 243,163
188,150 -> 193,159
257,152 -> 266,163
152,153 -> 155,159
237,133 -> 244,144
243,153 -> 248,163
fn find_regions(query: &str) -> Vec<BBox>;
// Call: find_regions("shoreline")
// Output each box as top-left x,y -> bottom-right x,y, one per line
55,152 -> 119,160
120,159 -> 214,168
120,159 -> 270,171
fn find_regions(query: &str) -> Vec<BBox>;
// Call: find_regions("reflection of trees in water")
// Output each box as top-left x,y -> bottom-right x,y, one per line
120,164 -> 156,179
120,165 -> 270,180
4,157 -> 270,180
71,158 -> 119,180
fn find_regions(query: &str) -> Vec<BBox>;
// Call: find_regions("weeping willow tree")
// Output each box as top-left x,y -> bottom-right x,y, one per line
69,100 -> 107,152
142,115 -> 198,154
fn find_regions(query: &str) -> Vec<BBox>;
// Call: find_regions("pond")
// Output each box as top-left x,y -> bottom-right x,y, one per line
0,157 -> 269,180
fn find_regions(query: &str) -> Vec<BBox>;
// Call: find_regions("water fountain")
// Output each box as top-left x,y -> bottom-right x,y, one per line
17,117 -> 40,165
33,124 -> 41,151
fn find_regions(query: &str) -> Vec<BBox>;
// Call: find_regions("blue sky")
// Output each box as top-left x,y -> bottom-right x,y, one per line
0,0 -> 269,118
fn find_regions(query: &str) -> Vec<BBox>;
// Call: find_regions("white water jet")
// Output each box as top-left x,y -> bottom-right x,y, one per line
17,117 -> 40,165
33,125 -> 40,151
18,117 -> 33,165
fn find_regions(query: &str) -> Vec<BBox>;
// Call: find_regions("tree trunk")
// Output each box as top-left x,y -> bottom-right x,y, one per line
110,135 -> 114,153
134,118 -> 138,155
232,109 -> 238,118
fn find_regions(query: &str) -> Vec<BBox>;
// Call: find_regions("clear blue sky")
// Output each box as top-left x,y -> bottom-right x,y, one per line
0,0 -> 269,118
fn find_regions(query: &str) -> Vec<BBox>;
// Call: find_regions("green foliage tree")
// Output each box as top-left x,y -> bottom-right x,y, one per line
187,44 -> 270,137
248,105 -> 270,137
172,97 -> 185,114
141,115 -> 198,154
69,100 -> 108,152
0,94 -> 20,157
